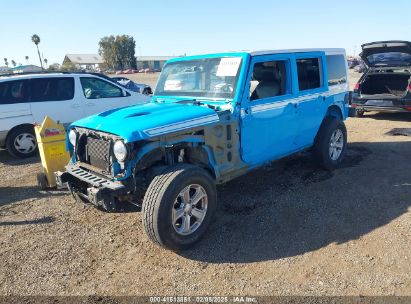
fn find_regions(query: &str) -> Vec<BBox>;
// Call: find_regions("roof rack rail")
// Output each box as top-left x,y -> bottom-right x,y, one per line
0,70 -> 110,78
0,71 -> 71,77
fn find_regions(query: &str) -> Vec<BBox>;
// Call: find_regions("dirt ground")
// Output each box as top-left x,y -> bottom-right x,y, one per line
0,72 -> 410,296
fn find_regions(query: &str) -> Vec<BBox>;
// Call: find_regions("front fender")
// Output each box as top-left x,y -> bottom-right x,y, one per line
117,134 -> 219,181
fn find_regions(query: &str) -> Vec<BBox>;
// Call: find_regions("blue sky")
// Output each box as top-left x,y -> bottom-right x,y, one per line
1,0 -> 410,66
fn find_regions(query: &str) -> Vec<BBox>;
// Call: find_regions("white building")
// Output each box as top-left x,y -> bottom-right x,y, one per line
63,54 -> 104,71
136,56 -> 176,70
0,66 -> 12,74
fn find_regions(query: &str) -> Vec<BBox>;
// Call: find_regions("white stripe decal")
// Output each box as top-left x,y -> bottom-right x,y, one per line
144,114 -> 219,136
249,88 -> 348,114
251,93 -> 323,113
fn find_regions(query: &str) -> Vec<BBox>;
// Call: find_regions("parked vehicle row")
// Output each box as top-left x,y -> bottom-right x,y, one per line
3,41 -> 409,251
114,68 -> 160,75
112,76 -> 153,95
0,72 -> 150,157
56,48 -> 351,251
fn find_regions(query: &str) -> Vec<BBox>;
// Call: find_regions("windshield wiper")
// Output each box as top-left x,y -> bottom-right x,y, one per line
176,99 -> 220,110
176,99 -> 203,105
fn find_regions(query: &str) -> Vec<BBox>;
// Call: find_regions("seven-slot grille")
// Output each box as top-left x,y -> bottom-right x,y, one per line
86,137 -> 111,170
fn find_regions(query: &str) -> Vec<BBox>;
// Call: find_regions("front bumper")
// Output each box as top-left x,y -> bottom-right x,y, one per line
55,164 -> 127,211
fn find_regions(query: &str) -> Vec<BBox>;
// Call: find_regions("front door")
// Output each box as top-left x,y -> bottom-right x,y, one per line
240,54 -> 299,165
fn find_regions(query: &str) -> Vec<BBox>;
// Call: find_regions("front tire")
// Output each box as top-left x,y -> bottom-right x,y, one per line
6,125 -> 37,158
142,164 -> 217,251
313,117 -> 347,170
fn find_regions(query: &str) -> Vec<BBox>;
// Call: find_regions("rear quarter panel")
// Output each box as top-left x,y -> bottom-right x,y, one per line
0,103 -> 34,131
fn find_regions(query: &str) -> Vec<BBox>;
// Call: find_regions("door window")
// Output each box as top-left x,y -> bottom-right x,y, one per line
30,77 -> 74,102
326,55 -> 347,86
0,80 -> 29,104
80,77 -> 123,99
296,58 -> 321,91
250,60 -> 289,101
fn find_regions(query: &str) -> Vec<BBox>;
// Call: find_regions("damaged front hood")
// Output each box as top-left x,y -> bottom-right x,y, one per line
70,102 -> 220,142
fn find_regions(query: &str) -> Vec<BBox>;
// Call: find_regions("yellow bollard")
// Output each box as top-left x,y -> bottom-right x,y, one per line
34,116 -> 70,189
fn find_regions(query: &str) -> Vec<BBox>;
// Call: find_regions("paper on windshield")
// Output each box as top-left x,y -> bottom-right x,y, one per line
216,57 -> 241,77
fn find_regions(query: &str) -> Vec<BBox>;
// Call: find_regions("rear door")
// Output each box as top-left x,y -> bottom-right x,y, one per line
0,79 -> 33,130
79,77 -> 138,116
29,77 -> 83,125
294,53 -> 328,147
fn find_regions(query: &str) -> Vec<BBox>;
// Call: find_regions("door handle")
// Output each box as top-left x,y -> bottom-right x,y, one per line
243,108 -> 250,115
71,104 -> 80,109
86,103 -> 96,106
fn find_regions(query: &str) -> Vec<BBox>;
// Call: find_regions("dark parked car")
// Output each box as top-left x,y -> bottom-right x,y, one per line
352,41 -> 411,116
112,77 -> 153,95
353,62 -> 366,73
348,59 -> 360,69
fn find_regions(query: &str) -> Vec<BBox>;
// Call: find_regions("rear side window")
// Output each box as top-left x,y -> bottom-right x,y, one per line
80,77 -> 123,99
326,55 -> 347,86
30,77 -> 75,102
0,80 -> 29,104
297,58 -> 321,91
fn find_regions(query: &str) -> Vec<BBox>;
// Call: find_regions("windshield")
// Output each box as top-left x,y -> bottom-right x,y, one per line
154,57 -> 242,99
367,52 -> 411,66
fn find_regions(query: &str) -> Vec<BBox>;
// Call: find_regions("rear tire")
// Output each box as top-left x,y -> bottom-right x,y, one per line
142,164 -> 217,251
6,125 -> 37,158
313,117 -> 347,170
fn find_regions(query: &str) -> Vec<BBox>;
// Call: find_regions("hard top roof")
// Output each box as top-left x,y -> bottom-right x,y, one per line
166,48 -> 346,62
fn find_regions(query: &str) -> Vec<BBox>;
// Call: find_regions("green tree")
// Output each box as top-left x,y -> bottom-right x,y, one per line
25,56 -> 29,64
60,61 -> 78,71
31,34 -> 43,70
44,58 -> 48,67
47,63 -> 60,71
11,60 -> 16,67
98,35 -> 116,69
3,58 -> 8,67
98,35 -> 137,70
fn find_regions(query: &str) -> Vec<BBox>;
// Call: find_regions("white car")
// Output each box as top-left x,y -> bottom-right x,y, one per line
0,72 -> 150,158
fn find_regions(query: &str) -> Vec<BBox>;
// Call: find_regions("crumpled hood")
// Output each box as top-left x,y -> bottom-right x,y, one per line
71,102 -> 220,142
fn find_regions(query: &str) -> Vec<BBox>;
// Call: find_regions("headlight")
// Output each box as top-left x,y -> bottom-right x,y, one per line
68,129 -> 77,146
113,140 -> 128,162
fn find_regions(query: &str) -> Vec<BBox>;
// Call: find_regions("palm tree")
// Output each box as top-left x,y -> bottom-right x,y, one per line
44,58 -> 48,68
31,34 -> 43,70
4,58 -> 8,67
11,60 -> 16,67
25,56 -> 29,64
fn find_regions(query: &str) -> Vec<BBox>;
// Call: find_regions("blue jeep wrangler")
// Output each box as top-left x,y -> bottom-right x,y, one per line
56,49 -> 350,250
